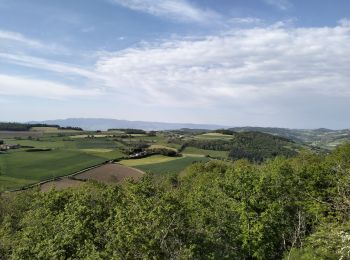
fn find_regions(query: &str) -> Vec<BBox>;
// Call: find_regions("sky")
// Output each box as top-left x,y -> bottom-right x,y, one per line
0,0 -> 350,128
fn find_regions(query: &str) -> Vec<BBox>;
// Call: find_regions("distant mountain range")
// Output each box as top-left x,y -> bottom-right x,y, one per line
29,118 -> 230,131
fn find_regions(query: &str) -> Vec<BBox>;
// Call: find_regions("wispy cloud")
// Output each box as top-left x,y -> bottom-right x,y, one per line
262,0 -> 292,10
0,28 -> 66,53
0,29 -> 43,48
0,52 -> 97,79
0,74 -> 101,100
109,0 -> 220,23
2,19 -> 350,127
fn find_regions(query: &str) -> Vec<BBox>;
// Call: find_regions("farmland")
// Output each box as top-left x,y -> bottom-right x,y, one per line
0,125 -> 320,192
0,126 -> 224,191
1,124 -> 350,259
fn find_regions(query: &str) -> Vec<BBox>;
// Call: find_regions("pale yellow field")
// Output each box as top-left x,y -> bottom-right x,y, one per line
70,134 -> 113,139
80,149 -> 114,153
119,155 -> 180,167
149,144 -> 177,151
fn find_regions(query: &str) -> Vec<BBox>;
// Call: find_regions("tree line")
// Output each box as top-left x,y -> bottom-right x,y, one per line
0,123 -> 83,131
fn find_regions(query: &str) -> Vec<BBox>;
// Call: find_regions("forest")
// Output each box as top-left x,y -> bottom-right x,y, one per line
0,123 -> 83,132
177,131 -> 299,162
1,143 -> 350,259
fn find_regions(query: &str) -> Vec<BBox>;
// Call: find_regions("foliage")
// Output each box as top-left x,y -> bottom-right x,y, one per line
1,144 -> 350,258
178,131 -> 298,162
108,128 -> 146,134
213,129 -> 236,135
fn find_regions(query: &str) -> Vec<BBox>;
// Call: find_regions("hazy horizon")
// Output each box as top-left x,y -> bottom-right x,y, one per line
1,0 -> 350,128
0,117 -> 346,130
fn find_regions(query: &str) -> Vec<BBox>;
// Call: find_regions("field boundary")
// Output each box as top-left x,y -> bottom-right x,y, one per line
1,160 -> 112,193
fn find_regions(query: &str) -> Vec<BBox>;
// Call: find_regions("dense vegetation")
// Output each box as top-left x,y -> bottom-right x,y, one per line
177,132 -> 299,162
228,132 -> 298,162
108,128 -> 147,134
231,126 -> 350,150
1,143 -> 350,259
0,122 -> 82,132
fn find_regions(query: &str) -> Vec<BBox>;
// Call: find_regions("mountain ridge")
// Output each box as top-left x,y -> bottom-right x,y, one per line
28,118 -> 230,131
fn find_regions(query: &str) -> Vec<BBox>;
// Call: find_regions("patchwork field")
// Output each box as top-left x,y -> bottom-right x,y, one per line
0,125 -> 308,192
119,154 -> 210,176
134,156 -> 209,176
0,149 -> 107,191
119,155 -> 180,167
0,128 -> 131,191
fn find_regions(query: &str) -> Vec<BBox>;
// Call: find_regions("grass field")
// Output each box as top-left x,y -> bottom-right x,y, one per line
134,156 -> 209,176
0,149 -> 107,190
182,147 -> 228,158
119,155 -> 179,167
0,131 -> 43,139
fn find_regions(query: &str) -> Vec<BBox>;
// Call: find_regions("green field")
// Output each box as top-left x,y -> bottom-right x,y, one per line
0,149 -> 108,191
119,155 -> 179,167
0,129 -> 129,191
134,156 -> 209,176
182,147 -> 228,158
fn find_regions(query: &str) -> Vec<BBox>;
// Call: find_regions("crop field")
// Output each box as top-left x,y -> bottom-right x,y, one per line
74,163 -> 144,184
40,163 -> 143,191
134,156 -> 210,176
0,127 -> 134,191
0,149 -> 107,191
119,155 -> 179,167
182,147 -> 229,158
30,127 -> 81,133
0,131 -> 43,139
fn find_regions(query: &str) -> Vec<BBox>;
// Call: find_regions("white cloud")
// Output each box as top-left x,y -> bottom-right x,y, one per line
229,17 -> 262,25
0,29 -> 43,48
2,20 -> 350,127
0,74 -> 100,99
109,0 -> 220,23
94,21 -> 350,107
263,0 -> 292,10
0,52 -> 97,79
0,29 -> 66,53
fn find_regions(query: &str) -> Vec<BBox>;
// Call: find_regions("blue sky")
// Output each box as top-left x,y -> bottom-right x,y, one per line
0,0 -> 350,128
